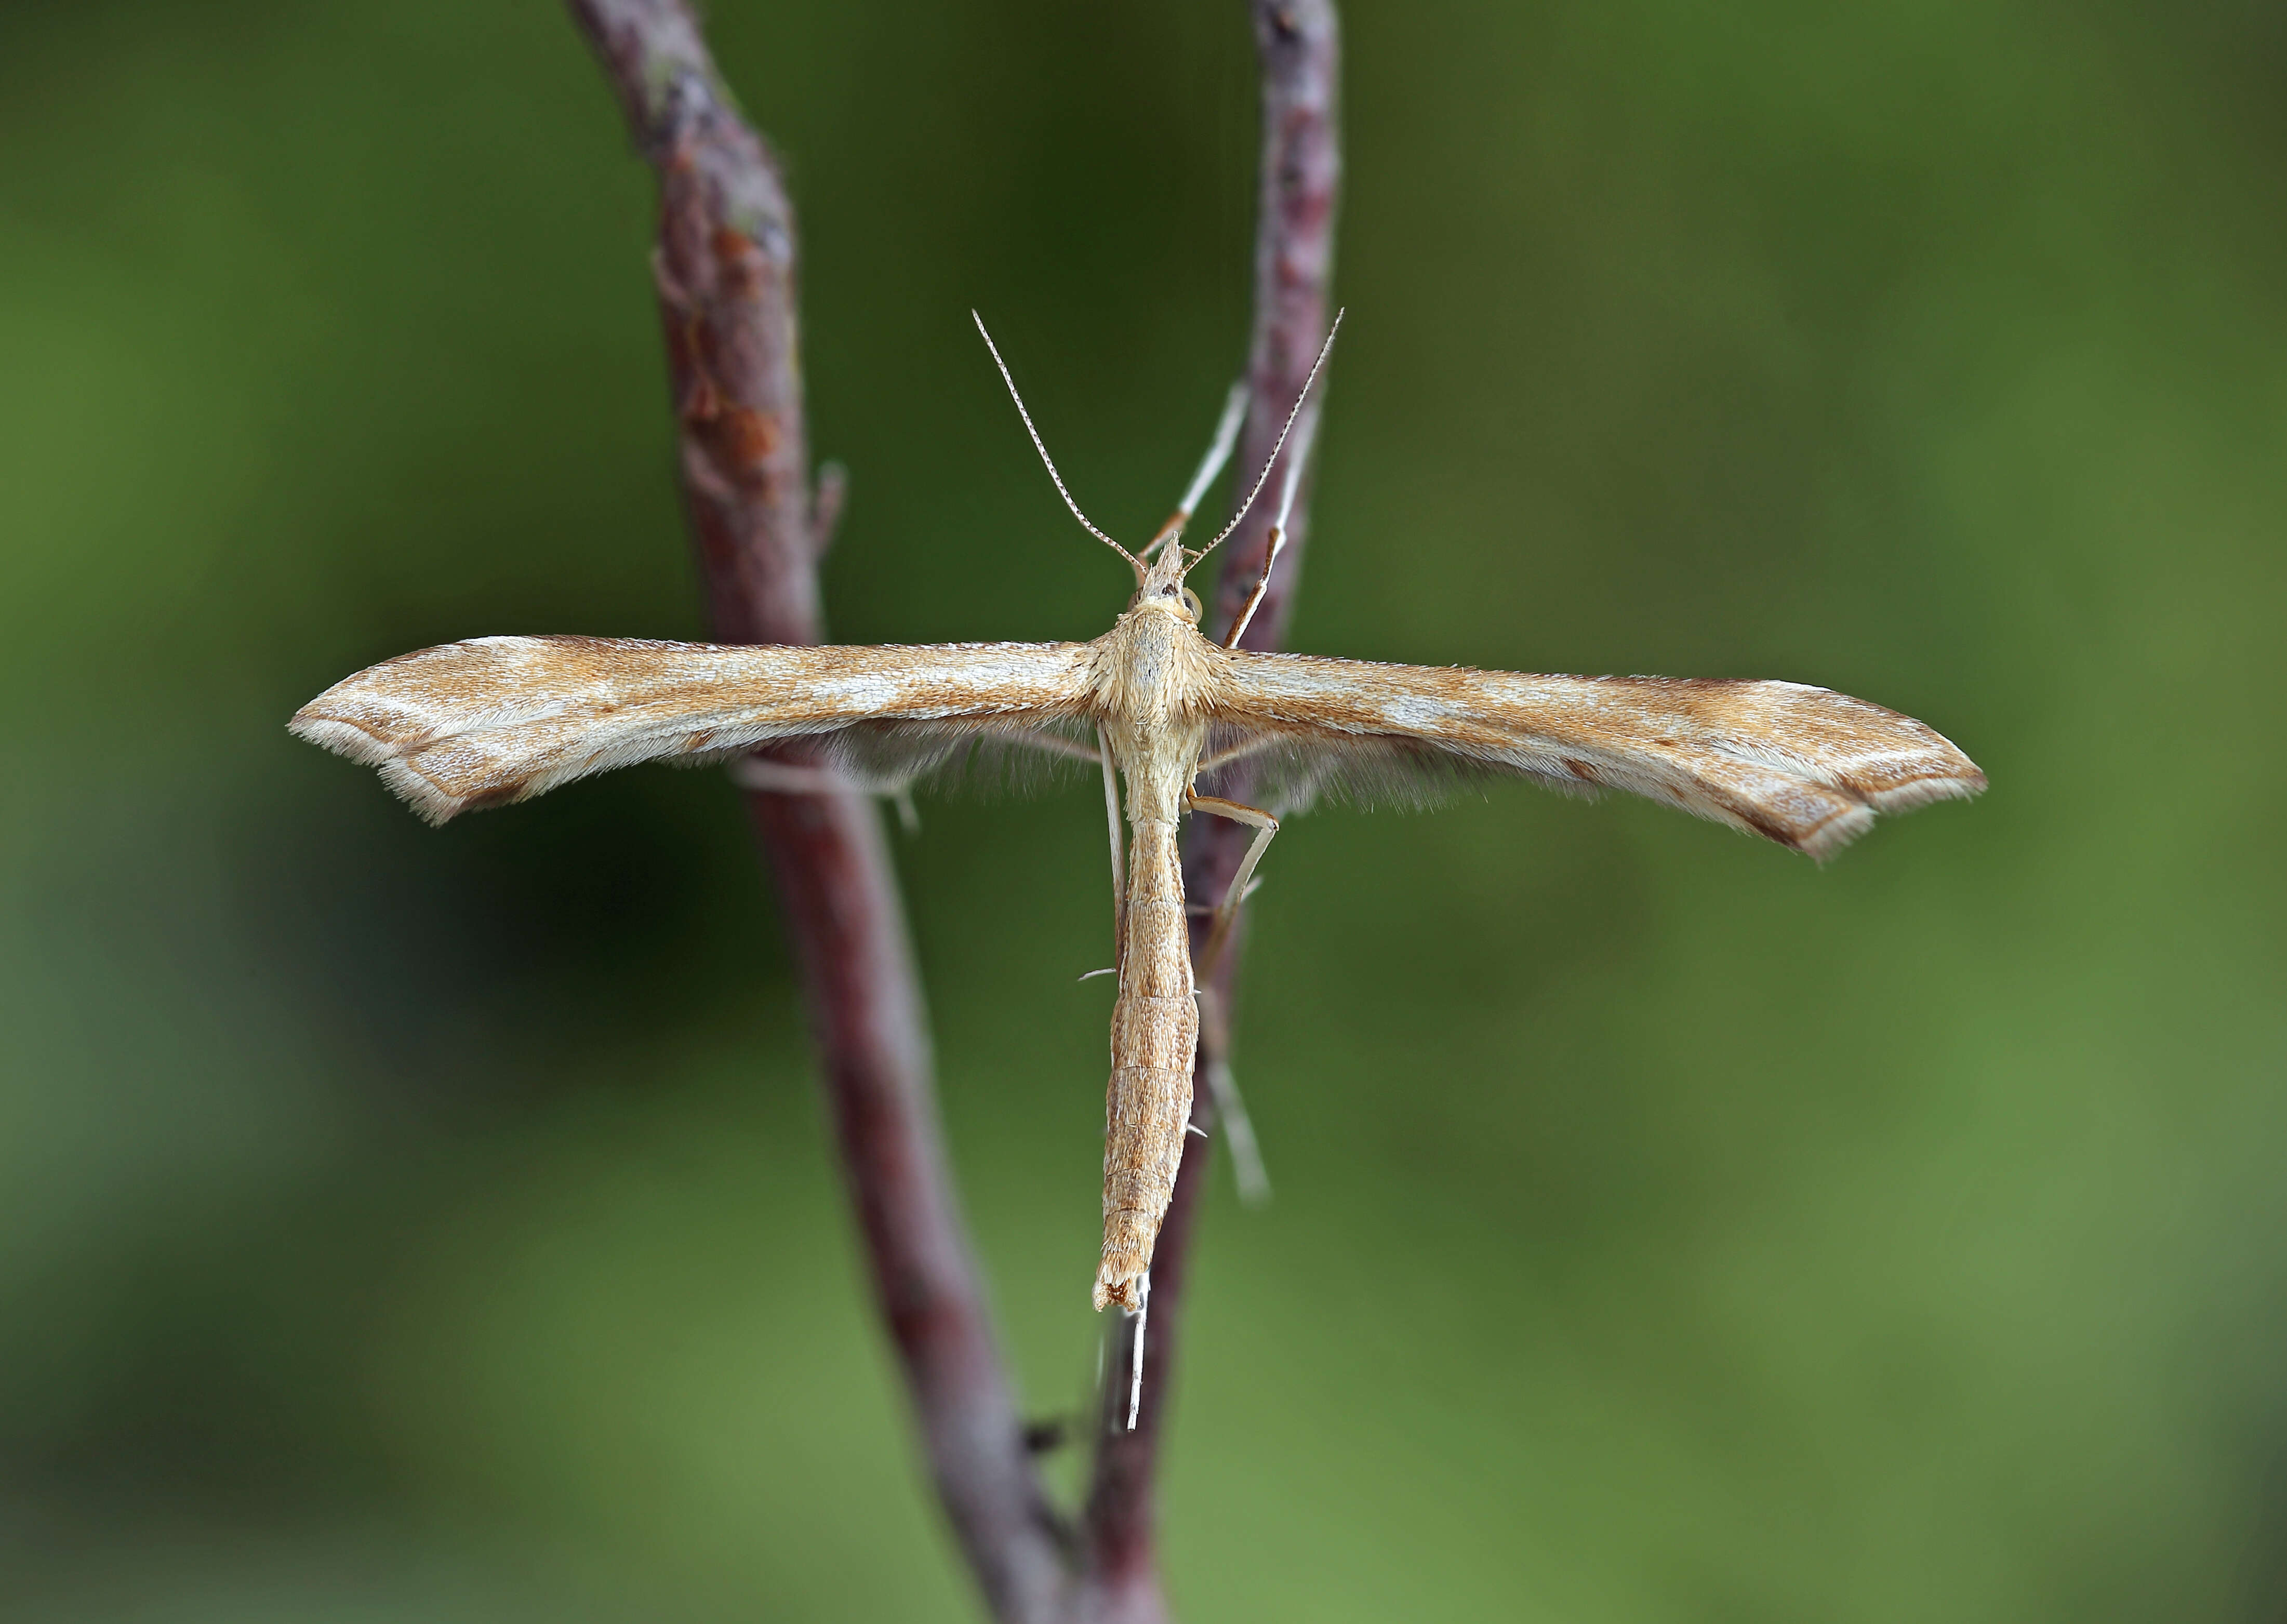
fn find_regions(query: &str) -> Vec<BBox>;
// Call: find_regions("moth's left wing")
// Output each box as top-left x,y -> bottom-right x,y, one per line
291,634 -> 1096,824
1204,653 -> 1984,860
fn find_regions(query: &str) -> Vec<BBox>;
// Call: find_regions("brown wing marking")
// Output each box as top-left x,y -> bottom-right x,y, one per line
1208,653 -> 1985,859
289,634 -> 1096,824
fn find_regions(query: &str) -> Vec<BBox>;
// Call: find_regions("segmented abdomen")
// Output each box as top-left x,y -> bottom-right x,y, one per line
1094,815 -> 1196,1311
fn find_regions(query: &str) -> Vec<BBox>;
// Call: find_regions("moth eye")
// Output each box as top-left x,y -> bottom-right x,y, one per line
1179,588 -> 1203,622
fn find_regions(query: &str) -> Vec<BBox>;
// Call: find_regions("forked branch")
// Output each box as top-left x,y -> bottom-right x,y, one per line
566,2 -> 1339,1618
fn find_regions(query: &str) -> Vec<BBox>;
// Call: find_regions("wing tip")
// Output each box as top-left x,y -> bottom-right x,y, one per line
1865,766 -> 1987,816
1792,802 -> 1878,863
1794,764 -> 1986,863
373,758 -> 476,827
287,709 -> 390,767
288,710 -> 473,827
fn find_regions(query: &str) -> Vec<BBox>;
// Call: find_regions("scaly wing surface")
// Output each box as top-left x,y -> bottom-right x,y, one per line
1204,653 -> 1984,859
290,634 -> 1096,824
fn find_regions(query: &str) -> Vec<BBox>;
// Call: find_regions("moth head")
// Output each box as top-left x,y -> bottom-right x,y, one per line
1132,539 -> 1203,621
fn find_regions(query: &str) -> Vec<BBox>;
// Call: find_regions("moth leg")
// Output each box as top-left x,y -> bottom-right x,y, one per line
1185,790 -> 1278,1204
1194,982 -> 1271,1206
727,757 -> 846,795
1125,1271 -> 1151,1430
1186,877 -> 1262,916
1223,396 -> 1324,647
729,756 -> 920,832
1145,379 -> 1250,558
1098,726 -> 1127,970
1183,790 -> 1279,980
1196,731 -> 1283,776
993,728 -> 1102,765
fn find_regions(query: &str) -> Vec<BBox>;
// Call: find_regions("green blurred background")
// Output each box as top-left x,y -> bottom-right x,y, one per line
4,0 -> 2284,1617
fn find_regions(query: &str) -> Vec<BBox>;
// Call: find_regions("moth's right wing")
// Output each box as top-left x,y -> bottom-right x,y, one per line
1205,654 -> 1985,860
290,634 -> 1097,824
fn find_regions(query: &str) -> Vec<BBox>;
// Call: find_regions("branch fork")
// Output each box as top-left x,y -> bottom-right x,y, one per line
566,3 -> 1339,1617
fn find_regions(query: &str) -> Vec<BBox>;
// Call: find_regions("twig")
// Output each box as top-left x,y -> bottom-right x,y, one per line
1079,2 -> 1343,1616
563,5 -> 1065,1619
1204,0 -> 1345,662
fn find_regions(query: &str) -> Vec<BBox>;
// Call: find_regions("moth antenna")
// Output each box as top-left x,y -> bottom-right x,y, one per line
971,311 -> 1140,576
1224,398 -> 1322,648
1145,379 -> 1250,560
1190,308 -> 1344,565
1270,402 -> 1320,536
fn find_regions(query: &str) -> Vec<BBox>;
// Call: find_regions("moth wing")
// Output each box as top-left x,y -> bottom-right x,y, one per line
290,634 -> 1097,824
1204,653 -> 1984,860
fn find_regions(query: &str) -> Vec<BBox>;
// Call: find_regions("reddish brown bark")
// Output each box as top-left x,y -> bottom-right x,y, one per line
566,5 -> 1065,1619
